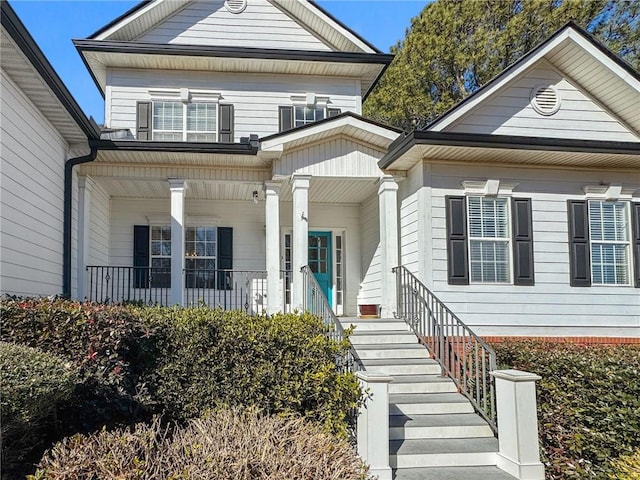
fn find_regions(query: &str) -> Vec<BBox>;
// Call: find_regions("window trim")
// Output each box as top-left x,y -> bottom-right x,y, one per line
587,199 -> 633,286
466,195 -> 513,284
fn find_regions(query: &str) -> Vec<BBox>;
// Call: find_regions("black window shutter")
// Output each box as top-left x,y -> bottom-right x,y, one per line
567,200 -> 591,287
445,196 -> 469,285
219,104 -> 234,143
217,227 -> 233,290
327,108 -> 341,117
632,202 -> 640,288
278,106 -> 294,132
511,198 -> 535,286
136,102 -> 152,140
133,225 -> 150,288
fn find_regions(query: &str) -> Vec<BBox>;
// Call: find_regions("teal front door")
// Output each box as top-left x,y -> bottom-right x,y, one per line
309,231 -> 332,301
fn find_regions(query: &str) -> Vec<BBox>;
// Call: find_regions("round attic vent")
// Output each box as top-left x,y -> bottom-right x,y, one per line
530,85 -> 561,115
225,0 -> 247,14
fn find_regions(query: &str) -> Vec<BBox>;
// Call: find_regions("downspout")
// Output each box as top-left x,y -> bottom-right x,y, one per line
62,147 -> 98,298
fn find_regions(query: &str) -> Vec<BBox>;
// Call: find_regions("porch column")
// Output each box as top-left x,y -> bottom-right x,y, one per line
291,174 -> 311,311
77,175 -> 93,300
169,178 -> 187,306
264,181 -> 282,315
378,176 -> 399,318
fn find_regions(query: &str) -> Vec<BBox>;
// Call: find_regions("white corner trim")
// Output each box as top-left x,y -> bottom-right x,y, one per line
461,179 -> 519,196
582,184 -> 635,200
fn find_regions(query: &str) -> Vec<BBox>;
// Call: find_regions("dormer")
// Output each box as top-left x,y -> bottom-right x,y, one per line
74,0 -> 393,142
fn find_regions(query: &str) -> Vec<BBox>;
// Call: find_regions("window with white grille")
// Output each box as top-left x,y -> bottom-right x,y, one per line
153,101 -> 217,142
589,201 -> 631,285
294,105 -> 325,128
468,196 -> 511,283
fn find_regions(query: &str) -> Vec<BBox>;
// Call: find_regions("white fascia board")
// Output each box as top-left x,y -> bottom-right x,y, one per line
429,30 -> 572,132
93,1 -> 162,40
272,0 -> 376,54
260,116 -> 399,151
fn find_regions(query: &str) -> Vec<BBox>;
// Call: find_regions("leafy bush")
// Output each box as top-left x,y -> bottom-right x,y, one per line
31,409 -> 368,480
1,342 -> 76,473
609,449 -> 640,480
0,298 -> 159,433
494,340 -> 640,479
140,307 -> 361,438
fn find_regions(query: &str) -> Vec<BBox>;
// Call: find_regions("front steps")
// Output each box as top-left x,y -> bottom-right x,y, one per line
342,317 -> 513,480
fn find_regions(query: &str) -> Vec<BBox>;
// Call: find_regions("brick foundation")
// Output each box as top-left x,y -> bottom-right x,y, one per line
482,336 -> 640,346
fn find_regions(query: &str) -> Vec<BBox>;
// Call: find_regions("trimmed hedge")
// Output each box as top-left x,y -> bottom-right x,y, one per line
494,340 -> 640,479
609,449 -> 640,480
31,409 -> 368,480
1,342 -> 76,473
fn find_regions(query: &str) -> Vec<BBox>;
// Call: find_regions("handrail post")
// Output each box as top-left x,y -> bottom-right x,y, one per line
491,370 -> 545,479
356,371 -> 393,480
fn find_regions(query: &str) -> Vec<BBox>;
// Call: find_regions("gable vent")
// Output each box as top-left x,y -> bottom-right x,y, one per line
530,85 -> 561,115
225,0 -> 247,13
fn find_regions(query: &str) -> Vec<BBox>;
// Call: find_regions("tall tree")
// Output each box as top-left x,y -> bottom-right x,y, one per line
364,0 -> 638,130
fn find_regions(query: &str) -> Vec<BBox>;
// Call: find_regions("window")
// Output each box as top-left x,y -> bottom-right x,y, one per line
446,195 -> 534,286
185,226 -> 217,288
294,105 -> 326,128
153,101 -> 217,142
589,201 -> 631,285
150,226 -> 171,287
468,197 -> 510,283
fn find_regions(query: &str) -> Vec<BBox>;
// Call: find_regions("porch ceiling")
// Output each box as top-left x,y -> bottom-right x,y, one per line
94,149 -> 271,169
278,176 -> 378,204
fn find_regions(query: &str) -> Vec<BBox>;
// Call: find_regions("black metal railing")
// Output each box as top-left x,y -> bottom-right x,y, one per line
301,265 -> 362,374
85,266 -> 171,305
393,266 -> 497,433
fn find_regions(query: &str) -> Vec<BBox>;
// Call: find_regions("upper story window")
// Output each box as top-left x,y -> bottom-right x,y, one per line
153,101 -> 217,142
294,105 -> 326,128
468,196 -> 510,283
589,200 -> 631,285
278,93 -> 341,132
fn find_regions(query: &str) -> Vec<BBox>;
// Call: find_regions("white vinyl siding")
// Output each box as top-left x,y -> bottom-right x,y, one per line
468,197 -> 510,283
107,69 -> 359,140
358,192 -> 381,307
0,69 -> 69,296
589,201 -> 631,285
448,62 -> 639,142
136,0 -> 332,51
411,161 -> 640,337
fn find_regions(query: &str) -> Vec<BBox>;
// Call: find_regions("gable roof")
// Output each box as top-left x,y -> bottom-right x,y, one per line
1,1 -> 100,143
88,0 -> 378,54
427,22 -> 640,135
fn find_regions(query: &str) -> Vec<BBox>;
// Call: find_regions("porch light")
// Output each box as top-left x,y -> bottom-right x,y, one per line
252,190 -> 259,204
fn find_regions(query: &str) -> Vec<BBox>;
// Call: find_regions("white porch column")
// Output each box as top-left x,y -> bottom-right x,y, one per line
291,174 -> 311,311
264,181 -> 282,315
491,369 -> 545,480
168,178 -> 187,306
77,176 -> 93,301
356,371 -> 393,480
378,176 -> 399,318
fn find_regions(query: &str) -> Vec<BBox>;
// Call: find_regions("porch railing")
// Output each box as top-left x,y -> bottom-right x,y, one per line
85,266 -> 170,305
85,266 -> 291,313
393,265 -> 497,433
301,265 -> 362,374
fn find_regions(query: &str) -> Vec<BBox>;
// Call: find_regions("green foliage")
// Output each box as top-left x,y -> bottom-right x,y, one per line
31,410 -> 368,480
0,298 -> 160,433
364,0 -> 638,130
1,342 -> 76,472
140,307 -> 361,438
609,449 -> 640,480
494,341 -> 640,479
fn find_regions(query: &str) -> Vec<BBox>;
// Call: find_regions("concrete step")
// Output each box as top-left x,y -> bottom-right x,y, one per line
390,393 -> 475,415
362,358 -> 441,375
393,466 -> 516,480
349,330 -> 419,345
354,343 -> 427,360
342,319 -> 409,332
389,375 -> 456,394
389,413 -> 495,439
390,438 -> 498,468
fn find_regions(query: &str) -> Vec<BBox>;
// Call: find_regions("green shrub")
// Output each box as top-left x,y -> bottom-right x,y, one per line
609,449 -> 640,480
1,342 -> 76,472
0,298 -> 160,433
31,409 -> 368,480
494,340 -> 640,479
140,307 -> 361,438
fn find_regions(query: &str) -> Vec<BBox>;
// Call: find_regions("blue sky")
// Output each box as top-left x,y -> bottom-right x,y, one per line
9,0 -> 427,124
